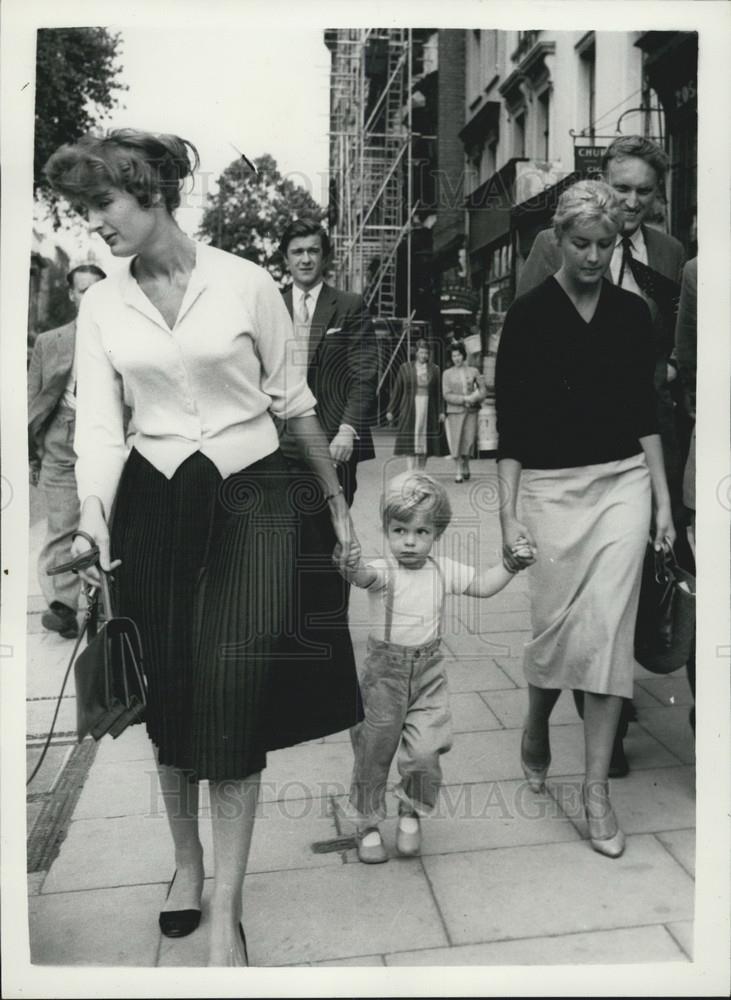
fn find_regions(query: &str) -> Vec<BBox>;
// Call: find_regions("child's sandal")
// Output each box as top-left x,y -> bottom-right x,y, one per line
356,827 -> 388,864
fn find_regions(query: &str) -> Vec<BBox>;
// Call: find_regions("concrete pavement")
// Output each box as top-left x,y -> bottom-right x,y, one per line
26,434 -> 696,968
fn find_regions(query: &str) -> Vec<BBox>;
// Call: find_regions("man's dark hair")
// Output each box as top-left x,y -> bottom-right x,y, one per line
278,218 -> 331,260
67,263 -> 106,288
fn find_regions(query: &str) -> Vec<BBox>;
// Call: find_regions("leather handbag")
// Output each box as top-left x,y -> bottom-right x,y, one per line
74,569 -> 146,741
634,544 -> 695,675
27,536 -> 146,786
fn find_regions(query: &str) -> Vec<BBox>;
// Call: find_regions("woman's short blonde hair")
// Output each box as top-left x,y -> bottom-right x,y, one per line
552,180 -> 624,240
381,471 -> 452,539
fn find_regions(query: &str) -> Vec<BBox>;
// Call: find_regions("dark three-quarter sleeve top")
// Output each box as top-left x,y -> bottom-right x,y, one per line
495,276 -> 658,469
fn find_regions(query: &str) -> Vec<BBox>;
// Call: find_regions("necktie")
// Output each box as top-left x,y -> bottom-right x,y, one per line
297,291 -> 311,330
617,236 -> 633,288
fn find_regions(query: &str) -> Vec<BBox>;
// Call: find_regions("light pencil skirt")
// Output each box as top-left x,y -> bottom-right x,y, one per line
518,453 -> 651,699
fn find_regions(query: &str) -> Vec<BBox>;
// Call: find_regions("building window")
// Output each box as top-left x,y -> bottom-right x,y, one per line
513,112 -> 526,158
537,90 -> 550,160
469,30 -> 482,103
578,38 -> 596,138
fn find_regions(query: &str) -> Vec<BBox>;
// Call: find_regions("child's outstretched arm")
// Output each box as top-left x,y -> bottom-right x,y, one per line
464,541 -> 535,598
333,541 -> 379,589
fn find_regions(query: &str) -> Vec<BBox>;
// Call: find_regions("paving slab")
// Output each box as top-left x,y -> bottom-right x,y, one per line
93,725 -> 156,765
385,923 -> 688,965
636,673 -> 695,708
483,688 -> 579,729
73,758 -> 164,820
260,742 -> 354,803
443,629 -> 530,659
450,691 -> 503,732
29,882 -> 167,965
27,697 -> 77,738
423,834 -> 694,945
637,706 -> 696,765
666,920 -> 694,959
240,862 -> 448,966
610,724 -> 687,772
442,657 -> 516,692
441,725 -> 587,786
42,814 -> 195,892
656,829 -> 696,878
493,656 -> 528,687
26,633 -> 74,698
551,767 -> 695,837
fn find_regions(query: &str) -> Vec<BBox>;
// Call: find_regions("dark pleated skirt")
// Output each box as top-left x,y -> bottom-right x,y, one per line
110,448 -> 362,780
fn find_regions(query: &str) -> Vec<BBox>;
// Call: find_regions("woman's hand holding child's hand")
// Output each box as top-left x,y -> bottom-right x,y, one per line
502,534 -> 537,574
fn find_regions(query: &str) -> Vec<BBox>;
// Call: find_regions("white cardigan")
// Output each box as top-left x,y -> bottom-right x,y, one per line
74,242 -> 316,516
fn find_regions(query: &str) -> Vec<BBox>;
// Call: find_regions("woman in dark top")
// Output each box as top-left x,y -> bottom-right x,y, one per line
496,180 -> 675,858
386,339 -> 442,470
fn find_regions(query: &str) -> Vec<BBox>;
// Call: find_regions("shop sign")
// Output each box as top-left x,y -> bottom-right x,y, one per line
574,145 -> 606,177
440,283 -> 480,315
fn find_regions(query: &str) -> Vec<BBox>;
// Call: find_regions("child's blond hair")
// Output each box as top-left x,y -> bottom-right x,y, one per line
380,471 -> 452,539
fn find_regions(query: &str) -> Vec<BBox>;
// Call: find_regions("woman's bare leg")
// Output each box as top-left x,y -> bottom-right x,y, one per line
207,773 -> 260,966
156,761 -> 204,912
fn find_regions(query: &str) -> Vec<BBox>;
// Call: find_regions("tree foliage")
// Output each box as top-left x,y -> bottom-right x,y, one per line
34,27 -> 127,204
198,153 -> 325,285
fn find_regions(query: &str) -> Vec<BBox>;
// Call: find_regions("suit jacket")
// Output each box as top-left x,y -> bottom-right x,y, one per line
282,283 -> 377,462
27,319 -> 76,463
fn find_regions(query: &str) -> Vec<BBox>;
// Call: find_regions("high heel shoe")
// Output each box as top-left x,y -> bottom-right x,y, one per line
582,784 -> 626,858
158,870 -> 202,938
520,729 -> 550,792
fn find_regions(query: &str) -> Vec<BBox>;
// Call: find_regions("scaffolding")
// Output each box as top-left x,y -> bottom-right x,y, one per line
326,29 -> 414,322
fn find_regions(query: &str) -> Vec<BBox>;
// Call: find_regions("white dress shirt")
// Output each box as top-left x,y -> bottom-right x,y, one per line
609,226 -> 648,299
74,241 -> 316,517
292,281 -> 324,330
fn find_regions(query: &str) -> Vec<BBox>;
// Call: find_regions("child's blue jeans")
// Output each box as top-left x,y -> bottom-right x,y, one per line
349,634 -> 453,829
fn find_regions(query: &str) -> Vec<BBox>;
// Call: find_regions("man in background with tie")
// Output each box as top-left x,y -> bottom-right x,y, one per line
279,218 -> 378,506
515,136 -> 687,777
28,263 -> 106,638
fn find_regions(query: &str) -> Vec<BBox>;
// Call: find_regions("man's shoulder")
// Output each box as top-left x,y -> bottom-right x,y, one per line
35,319 -> 76,344
642,226 -> 685,268
533,227 -> 560,252
324,284 -> 366,312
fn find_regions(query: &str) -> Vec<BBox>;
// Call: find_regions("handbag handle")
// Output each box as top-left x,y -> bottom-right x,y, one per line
29,553 -> 115,786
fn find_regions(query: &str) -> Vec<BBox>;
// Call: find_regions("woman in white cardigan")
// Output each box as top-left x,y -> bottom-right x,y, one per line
441,342 -> 486,482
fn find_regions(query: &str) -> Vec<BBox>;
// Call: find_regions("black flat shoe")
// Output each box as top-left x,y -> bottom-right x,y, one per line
158,871 -> 202,938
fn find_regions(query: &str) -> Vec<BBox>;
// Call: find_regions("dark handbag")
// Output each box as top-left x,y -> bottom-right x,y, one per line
27,542 -> 146,786
634,544 -> 695,675
74,570 -> 147,741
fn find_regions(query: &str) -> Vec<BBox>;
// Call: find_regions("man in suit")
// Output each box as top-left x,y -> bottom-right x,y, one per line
279,219 -> 378,506
28,263 -> 106,638
516,136 -> 687,777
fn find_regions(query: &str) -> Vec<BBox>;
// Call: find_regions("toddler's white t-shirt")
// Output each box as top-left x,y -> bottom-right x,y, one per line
365,556 -> 475,646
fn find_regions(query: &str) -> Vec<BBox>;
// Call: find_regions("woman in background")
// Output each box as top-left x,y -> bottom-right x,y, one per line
386,339 -> 442,471
442,341 -> 486,482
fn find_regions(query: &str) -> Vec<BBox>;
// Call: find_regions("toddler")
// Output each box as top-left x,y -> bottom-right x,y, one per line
335,471 -> 534,863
